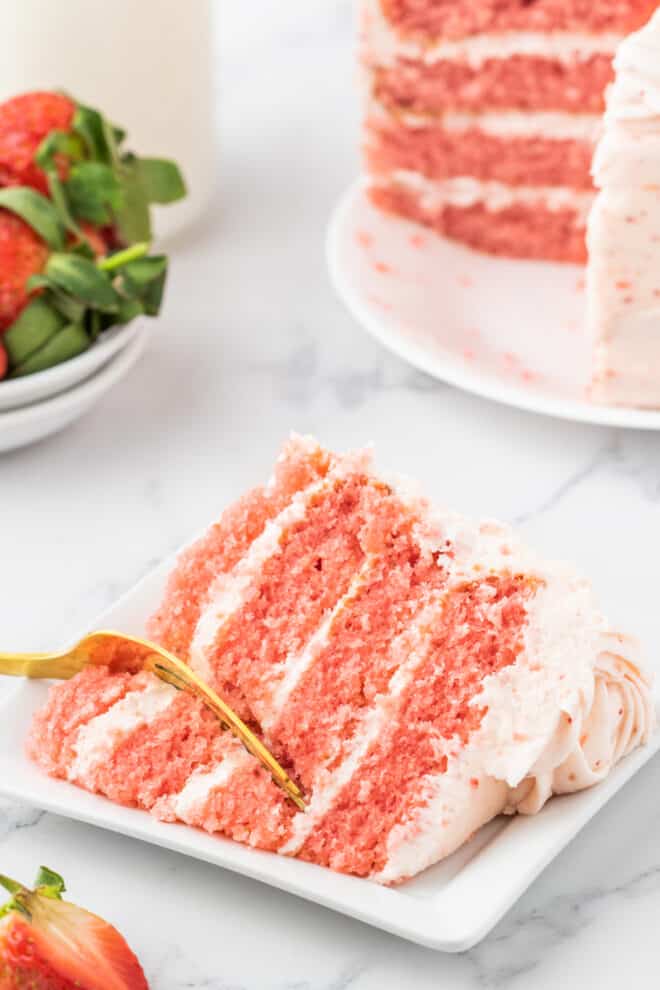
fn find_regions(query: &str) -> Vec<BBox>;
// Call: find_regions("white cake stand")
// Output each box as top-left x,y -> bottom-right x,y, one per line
327,182 -> 660,430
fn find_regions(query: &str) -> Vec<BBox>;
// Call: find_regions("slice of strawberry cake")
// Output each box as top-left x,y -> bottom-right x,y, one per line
362,0 -> 657,262
28,436 -> 654,884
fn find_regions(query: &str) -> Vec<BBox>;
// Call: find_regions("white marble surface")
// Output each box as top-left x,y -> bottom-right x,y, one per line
2,2 -> 660,986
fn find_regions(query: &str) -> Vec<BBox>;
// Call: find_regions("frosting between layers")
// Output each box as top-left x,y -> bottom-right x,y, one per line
374,103 -> 603,142
362,0 -> 622,67
587,9 -> 660,407
173,751 -> 252,820
371,171 -> 595,222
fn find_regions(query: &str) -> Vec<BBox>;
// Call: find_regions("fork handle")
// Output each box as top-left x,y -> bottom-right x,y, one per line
0,652 -> 77,679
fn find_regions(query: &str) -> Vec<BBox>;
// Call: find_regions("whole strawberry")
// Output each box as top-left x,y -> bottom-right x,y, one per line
0,92 -> 75,194
0,867 -> 149,990
0,208 -> 49,333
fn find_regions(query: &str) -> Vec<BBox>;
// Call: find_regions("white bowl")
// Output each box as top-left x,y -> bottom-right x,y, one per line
0,320 -> 141,413
0,323 -> 149,454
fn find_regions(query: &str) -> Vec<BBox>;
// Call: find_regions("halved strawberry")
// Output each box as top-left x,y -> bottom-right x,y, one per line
0,867 -> 149,990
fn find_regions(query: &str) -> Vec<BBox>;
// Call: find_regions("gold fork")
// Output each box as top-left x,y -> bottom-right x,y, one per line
0,630 -> 305,811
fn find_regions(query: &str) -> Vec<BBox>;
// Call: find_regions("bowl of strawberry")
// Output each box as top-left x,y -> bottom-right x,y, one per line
0,90 -> 186,414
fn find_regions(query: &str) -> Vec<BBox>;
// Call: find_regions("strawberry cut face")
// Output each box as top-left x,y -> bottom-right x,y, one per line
24,895 -> 148,990
0,914 -> 83,990
0,870 -> 148,990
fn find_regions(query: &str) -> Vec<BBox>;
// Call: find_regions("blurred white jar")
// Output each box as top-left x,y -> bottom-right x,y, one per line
1,0 -> 217,241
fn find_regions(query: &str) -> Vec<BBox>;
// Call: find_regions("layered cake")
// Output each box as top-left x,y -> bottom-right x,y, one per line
29,437 -> 654,883
362,0 -> 657,263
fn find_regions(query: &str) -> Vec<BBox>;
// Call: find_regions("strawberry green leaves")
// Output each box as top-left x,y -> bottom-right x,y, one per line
10,323 -> 90,378
114,157 -> 187,241
4,242 -> 168,377
114,154 -> 152,243
3,298 -> 66,366
41,253 -> 121,311
34,98 -> 186,237
34,867 -> 66,900
65,162 -> 121,225
136,158 -> 187,204
73,104 -> 116,164
113,254 -> 167,316
0,188 -> 64,249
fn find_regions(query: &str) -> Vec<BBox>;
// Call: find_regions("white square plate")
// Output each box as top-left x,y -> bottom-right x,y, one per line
1,554 -> 658,952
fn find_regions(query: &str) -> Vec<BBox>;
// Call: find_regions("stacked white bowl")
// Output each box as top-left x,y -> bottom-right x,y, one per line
0,319 -> 149,453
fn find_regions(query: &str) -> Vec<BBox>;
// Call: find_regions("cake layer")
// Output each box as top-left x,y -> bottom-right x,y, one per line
369,176 -> 590,262
377,0 -> 656,38
366,112 -> 596,188
370,54 -> 615,113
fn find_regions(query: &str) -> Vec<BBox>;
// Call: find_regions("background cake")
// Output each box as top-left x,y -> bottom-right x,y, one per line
29,437 -> 654,884
361,0 -> 657,263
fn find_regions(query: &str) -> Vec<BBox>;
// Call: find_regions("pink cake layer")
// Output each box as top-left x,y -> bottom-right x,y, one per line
298,574 -> 536,877
371,55 -> 615,114
379,0 -> 657,38
366,116 -> 594,189
148,437 -> 331,661
369,181 -> 587,262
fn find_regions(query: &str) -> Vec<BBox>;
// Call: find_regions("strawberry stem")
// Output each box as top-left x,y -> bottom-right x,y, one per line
0,875 -> 23,896
97,241 -> 149,272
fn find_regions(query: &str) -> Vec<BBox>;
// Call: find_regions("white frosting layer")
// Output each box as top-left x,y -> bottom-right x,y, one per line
381,105 -> 602,142
587,10 -> 660,408
173,752 -> 251,820
361,0 -> 622,68
373,170 -> 595,223
68,675 -> 177,783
